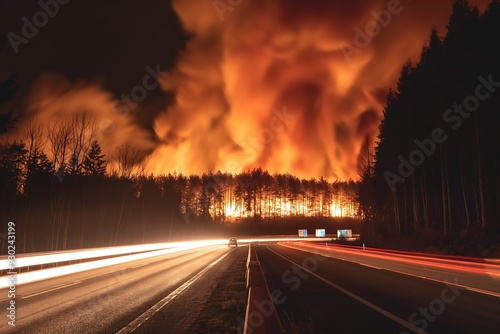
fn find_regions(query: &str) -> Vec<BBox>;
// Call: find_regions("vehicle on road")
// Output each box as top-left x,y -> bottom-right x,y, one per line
228,238 -> 238,247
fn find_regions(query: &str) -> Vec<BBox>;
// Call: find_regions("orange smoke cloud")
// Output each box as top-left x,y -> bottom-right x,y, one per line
21,0 -> 492,180
22,73 -> 155,158
148,0 -> 410,179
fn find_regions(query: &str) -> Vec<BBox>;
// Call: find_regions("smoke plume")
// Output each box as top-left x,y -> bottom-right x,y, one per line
21,0 -> 492,180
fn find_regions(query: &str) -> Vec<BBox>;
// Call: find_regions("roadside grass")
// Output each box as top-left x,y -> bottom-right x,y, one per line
283,310 -> 315,334
187,247 -> 248,333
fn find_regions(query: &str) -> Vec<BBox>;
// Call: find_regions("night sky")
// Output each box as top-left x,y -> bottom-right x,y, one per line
0,0 -> 492,180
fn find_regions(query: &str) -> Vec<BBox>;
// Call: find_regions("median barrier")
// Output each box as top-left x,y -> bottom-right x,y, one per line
243,243 -> 283,334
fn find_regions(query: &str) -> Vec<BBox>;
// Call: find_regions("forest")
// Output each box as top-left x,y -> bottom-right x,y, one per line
0,103 -> 358,252
357,0 -> 500,254
2,0 -> 500,256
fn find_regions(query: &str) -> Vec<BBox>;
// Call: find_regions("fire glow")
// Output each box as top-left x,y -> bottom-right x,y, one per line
216,196 -> 355,219
15,0 -> 491,181
176,172 -> 359,220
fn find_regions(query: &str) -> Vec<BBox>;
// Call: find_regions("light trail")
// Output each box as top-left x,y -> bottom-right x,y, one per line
0,240 -> 227,270
0,240 -> 227,288
0,237 -> 330,288
0,237 -> 345,273
289,242 -> 500,278
237,237 -> 332,244
5,236 -> 496,291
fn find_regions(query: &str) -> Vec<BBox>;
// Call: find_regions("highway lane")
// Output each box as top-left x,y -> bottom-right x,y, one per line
130,245 -> 248,334
255,243 -> 499,334
0,245 -> 240,333
285,242 -> 500,295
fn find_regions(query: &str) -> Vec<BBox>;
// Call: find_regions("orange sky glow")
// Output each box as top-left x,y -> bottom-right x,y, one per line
13,0 -> 492,181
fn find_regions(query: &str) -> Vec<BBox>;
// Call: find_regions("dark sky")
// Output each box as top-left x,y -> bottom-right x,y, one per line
0,0 -> 186,126
0,0 -> 493,180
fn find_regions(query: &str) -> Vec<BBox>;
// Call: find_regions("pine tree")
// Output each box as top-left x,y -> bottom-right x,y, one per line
27,149 -> 53,175
82,140 -> 107,176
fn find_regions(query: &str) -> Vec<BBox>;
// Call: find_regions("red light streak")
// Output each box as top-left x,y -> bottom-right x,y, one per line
281,242 -> 500,280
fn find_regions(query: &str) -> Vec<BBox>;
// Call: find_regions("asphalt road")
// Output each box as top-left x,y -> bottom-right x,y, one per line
0,245 -> 246,334
1,240 -> 498,333
255,243 -> 500,334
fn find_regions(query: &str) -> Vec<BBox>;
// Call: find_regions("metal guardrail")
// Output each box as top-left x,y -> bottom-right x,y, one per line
243,243 -> 284,334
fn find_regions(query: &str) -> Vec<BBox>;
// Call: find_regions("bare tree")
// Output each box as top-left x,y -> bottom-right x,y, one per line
46,112 -> 97,176
23,116 -> 48,171
110,144 -> 144,178
47,118 -> 73,174
69,112 -> 97,174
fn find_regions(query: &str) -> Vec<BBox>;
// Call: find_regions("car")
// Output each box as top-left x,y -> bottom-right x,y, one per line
228,237 -> 238,247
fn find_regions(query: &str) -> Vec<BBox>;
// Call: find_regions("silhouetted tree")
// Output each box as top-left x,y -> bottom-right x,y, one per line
82,140 -> 107,176
364,0 -> 500,239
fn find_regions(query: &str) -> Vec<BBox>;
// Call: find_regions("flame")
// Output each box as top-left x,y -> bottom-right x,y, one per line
210,195 -> 357,219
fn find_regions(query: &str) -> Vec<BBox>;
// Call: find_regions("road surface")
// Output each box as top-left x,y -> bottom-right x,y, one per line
255,242 -> 499,333
0,245 -> 247,333
1,240 -> 498,333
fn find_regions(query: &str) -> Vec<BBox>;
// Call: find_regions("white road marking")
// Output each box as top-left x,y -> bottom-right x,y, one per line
464,287 -> 500,298
22,281 -> 83,299
280,243 -> 500,298
116,250 -> 232,334
358,263 -> 381,270
267,246 -> 429,334
0,248 -> 217,303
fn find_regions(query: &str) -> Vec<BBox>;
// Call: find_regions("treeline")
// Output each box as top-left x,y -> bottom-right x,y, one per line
0,112 -> 358,252
0,43 -> 359,253
0,142 -> 358,252
178,169 -> 358,221
358,0 -> 500,238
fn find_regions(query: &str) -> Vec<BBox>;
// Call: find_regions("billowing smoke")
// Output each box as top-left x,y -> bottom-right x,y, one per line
20,0 -> 492,180
148,0 -> 477,180
21,73 -> 155,159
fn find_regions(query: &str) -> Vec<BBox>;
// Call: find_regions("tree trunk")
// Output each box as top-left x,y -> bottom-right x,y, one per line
476,126 -> 486,229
